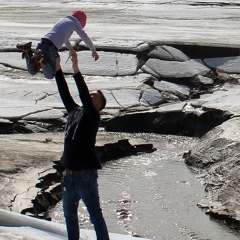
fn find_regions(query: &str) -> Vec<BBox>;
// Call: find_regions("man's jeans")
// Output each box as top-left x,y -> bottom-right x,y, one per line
62,171 -> 109,240
26,43 -> 58,79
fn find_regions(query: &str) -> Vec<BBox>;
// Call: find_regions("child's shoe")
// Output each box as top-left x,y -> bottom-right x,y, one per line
16,42 -> 33,59
29,50 -> 47,68
16,42 -> 32,51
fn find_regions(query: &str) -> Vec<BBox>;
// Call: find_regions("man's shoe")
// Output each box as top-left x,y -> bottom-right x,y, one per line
16,42 -> 32,51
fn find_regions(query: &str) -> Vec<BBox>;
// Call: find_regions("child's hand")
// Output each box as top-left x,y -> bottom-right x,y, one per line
92,51 -> 99,61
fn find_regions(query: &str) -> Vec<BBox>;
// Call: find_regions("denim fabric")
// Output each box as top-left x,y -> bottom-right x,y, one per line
26,43 -> 58,79
25,54 -> 39,76
62,171 -> 109,240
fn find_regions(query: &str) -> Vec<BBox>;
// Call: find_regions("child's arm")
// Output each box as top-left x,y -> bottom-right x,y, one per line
92,51 -> 99,61
65,39 -> 98,61
74,26 -> 99,61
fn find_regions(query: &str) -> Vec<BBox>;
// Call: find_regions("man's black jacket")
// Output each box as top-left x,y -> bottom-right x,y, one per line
55,69 -> 102,170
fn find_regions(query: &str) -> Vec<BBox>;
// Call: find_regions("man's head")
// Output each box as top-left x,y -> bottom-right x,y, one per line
91,90 -> 106,111
72,10 -> 87,29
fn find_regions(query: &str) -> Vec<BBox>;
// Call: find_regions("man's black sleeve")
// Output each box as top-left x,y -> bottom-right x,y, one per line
55,69 -> 78,113
73,72 -> 93,110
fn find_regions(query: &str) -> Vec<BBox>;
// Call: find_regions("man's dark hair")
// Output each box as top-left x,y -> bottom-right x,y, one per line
97,90 -> 106,111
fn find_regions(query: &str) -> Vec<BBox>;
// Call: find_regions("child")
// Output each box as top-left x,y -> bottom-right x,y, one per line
16,10 -> 99,79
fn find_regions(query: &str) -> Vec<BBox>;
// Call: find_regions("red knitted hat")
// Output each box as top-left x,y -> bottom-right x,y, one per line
72,10 -> 87,29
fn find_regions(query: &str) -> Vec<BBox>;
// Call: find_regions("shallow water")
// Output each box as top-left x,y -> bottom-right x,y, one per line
50,133 -> 239,240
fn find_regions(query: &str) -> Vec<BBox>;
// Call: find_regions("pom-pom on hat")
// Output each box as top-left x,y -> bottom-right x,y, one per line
72,10 -> 87,29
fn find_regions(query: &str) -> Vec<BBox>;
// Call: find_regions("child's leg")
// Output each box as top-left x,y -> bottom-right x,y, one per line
26,55 -> 40,75
37,43 -> 58,79
16,42 -> 39,75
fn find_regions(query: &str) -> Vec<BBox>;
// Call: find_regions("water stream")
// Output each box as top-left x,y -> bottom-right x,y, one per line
50,133 -> 239,240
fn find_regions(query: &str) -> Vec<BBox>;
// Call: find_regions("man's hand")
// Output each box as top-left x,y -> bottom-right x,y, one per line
71,54 -> 80,74
92,51 -> 99,61
56,56 -> 61,71
69,48 -> 77,59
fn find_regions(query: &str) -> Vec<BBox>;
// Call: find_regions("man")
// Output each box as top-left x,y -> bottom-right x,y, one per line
55,55 -> 109,240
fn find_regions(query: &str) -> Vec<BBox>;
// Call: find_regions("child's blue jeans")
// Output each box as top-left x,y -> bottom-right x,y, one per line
62,170 -> 109,240
26,42 -> 58,79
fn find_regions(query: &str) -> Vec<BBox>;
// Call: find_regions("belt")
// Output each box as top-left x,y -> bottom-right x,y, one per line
41,38 -> 57,50
64,168 -> 95,176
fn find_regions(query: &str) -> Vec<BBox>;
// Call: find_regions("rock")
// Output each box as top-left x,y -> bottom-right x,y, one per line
61,51 -> 139,76
162,45 -> 190,61
204,56 -> 240,74
0,51 -> 139,77
108,89 -> 141,108
83,73 -> 150,90
0,64 -> 6,70
142,58 -> 210,79
161,92 -> 180,102
0,118 -> 12,124
191,84 -> 240,115
105,106 -> 229,137
0,105 -> 53,120
102,90 -> 121,108
154,80 -> 190,99
148,46 -> 173,61
22,109 -> 64,121
140,64 -> 159,79
148,45 -> 190,62
183,117 -> 240,228
156,102 -> 187,113
23,123 -> 49,133
78,40 -> 150,53
140,88 -> 165,106
192,75 -> 215,85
